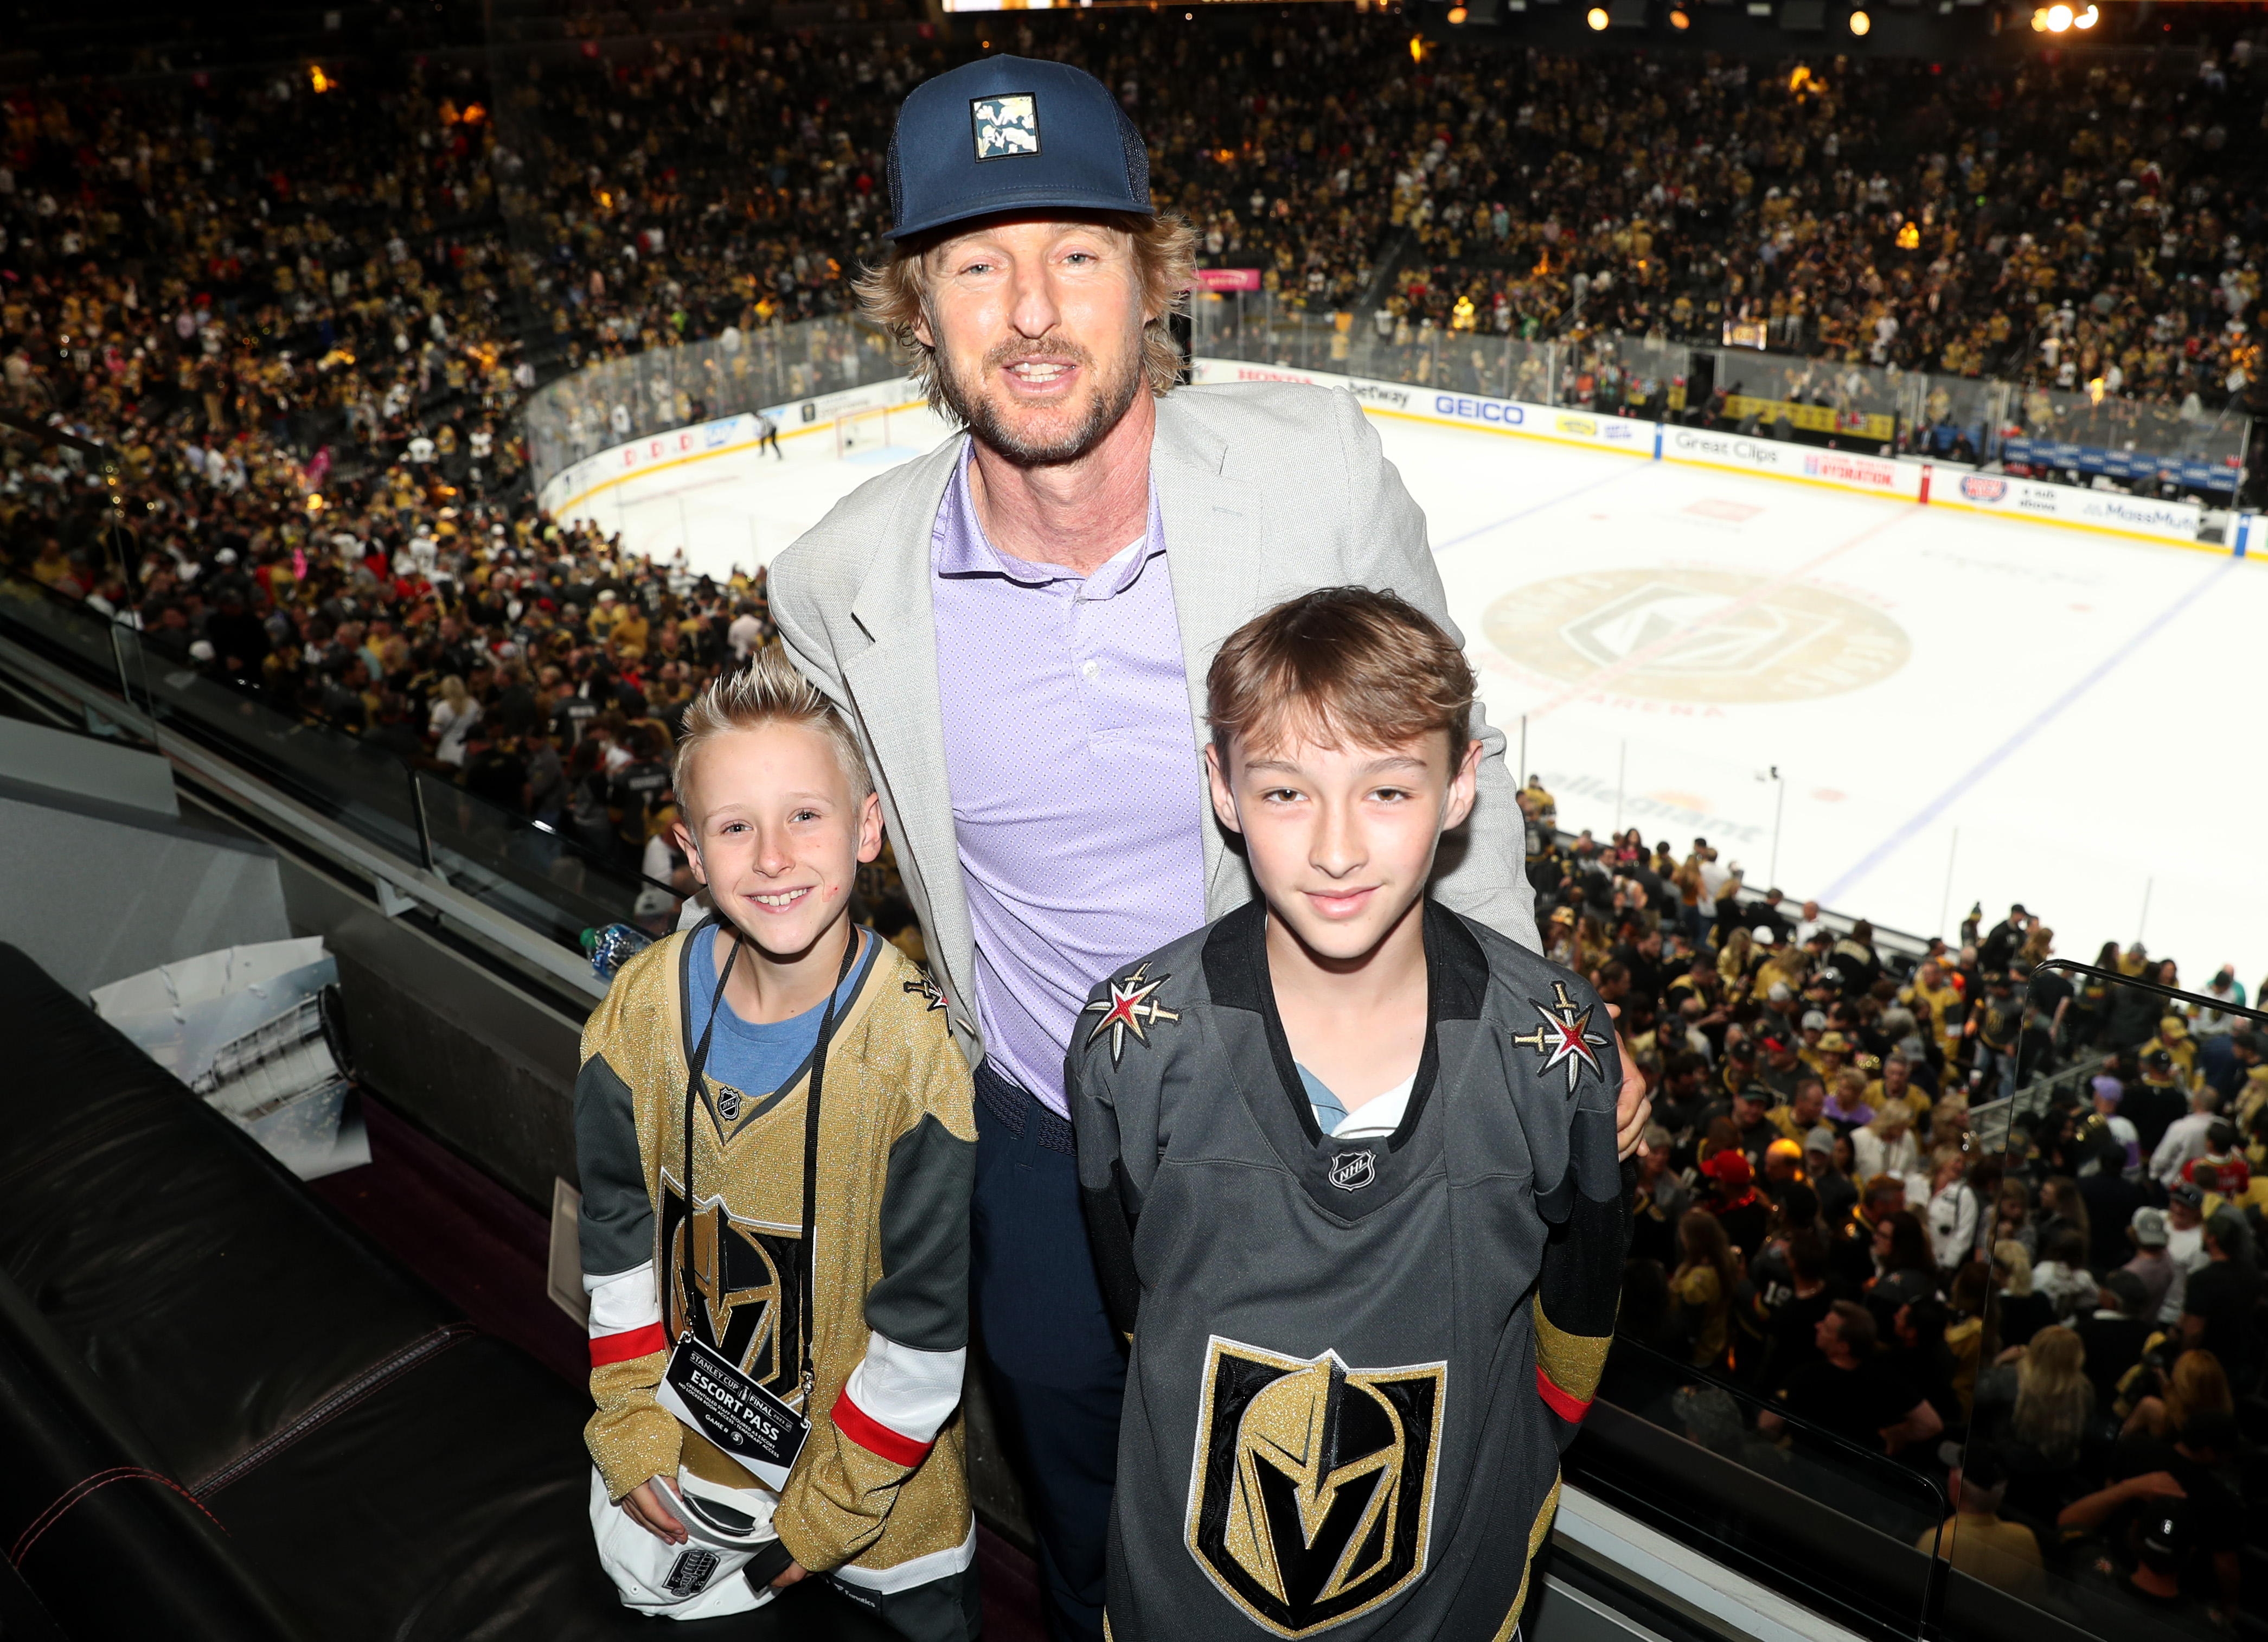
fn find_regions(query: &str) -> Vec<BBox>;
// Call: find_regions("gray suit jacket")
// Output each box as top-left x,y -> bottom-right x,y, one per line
768,380 -> 1539,1070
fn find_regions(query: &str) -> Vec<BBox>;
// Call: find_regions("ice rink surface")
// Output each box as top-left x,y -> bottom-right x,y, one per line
568,392 -> 2268,991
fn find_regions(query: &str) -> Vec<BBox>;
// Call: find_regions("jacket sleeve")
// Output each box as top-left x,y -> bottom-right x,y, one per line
1066,977 -> 1144,1345
1532,1009 -> 1634,1449
772,1029 -> 976,1573
576,975 -> 682,1503
1330,387 -> 1539,955
767,545 -> 856,719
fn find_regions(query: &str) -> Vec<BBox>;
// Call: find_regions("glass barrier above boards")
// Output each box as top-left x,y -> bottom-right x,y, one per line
1185,293 -> 2247,500
0,572 -> 687,972
1566,1331 -> 1947,1640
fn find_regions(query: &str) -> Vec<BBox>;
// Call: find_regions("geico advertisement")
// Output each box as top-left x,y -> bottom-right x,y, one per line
1426,393 -> 1650,448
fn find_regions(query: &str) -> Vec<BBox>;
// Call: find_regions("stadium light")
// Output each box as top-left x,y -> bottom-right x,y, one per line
2074,3 -> 2097,25
1447,4 -> 1468,20
2044,4 -> 2072,30
1848,8 -> 1868,34
1670,7 -> 1691,27
1586,5 -> 1609,28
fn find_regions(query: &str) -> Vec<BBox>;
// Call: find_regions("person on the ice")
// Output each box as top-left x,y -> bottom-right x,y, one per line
1070,587 -> 1630,1642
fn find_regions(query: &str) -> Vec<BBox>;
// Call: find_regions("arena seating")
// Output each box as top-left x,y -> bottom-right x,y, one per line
0,941 -> 891,1641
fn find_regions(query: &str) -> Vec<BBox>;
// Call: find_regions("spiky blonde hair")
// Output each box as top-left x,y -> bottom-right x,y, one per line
672,646 -> 873,806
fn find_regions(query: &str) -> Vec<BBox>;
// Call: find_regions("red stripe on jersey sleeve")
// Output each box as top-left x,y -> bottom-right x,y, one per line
831,1388 -> 934,1467
590,1322 -> 669,1366
1535,1365 -> 1593,1423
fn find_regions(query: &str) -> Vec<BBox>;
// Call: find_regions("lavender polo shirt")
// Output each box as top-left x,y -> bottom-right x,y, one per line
931,444 -> 1208,1116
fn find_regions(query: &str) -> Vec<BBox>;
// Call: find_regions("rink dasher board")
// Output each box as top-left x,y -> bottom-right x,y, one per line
1188,357 -> 2247,553
538,375 -> 926,520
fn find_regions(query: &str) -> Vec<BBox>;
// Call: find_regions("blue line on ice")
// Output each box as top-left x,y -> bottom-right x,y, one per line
1819,556 -> 2236,905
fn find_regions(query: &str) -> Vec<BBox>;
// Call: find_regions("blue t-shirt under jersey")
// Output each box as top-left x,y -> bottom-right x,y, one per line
685,925 -> 880,1101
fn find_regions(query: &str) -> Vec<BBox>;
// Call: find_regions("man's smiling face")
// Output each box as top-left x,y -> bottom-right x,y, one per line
917,215 -> 1150,467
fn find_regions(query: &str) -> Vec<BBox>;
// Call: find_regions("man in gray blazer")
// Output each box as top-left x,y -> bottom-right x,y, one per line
770,56 -> 1645,1642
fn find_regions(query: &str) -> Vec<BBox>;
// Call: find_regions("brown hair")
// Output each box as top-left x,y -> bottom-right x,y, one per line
1207,587 -> 1477,764
2163,1349 -> 2233,1433
1828,1299 -> 1878,1355
852,210 -> 1197,414
672,646 -> 872,806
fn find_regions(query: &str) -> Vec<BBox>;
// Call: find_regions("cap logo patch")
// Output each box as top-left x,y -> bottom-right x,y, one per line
971,94 -> 1040,161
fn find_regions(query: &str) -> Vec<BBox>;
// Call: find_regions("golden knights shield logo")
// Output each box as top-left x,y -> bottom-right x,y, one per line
658,1173 -> 804,1400
1185,1338 -> 1445,1636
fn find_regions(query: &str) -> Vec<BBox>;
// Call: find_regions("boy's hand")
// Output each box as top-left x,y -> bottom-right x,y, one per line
771,1562 -> 809,1589
623,1478 -> 689,1544
1604,1003 -> 1652,1159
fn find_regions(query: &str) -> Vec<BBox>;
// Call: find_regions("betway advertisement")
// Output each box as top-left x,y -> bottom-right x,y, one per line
1189,357 -> 1656,455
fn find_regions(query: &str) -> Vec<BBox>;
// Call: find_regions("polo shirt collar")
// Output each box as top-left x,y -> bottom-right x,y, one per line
935,439 -> 1162,598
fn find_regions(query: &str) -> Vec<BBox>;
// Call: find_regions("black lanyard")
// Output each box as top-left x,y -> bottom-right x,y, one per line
680,918 -> 861,1405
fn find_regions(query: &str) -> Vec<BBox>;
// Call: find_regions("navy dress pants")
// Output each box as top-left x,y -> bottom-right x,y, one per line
969,1061 -> 1126,1642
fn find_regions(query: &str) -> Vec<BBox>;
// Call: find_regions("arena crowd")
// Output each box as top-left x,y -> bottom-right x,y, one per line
0,11 -> 2260,1632
1523,795 -> 2264,1630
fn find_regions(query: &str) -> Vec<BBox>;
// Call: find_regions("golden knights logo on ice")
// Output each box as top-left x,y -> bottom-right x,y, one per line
970,94 -> 1040,161
660,1174 -> 804,1398
1186,1338 -> 1444,1636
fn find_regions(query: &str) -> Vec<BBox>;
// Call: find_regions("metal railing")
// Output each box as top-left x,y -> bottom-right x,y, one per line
1191,292 -> 2252,496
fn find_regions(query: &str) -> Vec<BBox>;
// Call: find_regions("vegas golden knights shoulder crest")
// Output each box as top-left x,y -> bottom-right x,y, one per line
658,1171 -> 804,1398
1185,1337 -> 1445,1636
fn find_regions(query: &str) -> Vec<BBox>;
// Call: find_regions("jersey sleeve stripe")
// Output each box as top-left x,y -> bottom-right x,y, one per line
1535,1364 -> 1592,1423
830,1388 -> 934,1466
590,1322 -> 670,1366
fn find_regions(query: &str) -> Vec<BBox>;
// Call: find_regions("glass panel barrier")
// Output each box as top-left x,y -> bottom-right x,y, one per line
1567,1334 -> 1947,1638
129,634 -> 427,866
415,770 -> 683,951
1187,299 -> 2242,495
0,572 -> 680,966
522,314 -> 907,493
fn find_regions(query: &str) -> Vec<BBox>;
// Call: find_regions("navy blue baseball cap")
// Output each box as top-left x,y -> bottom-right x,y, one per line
885,56 -> 1152,241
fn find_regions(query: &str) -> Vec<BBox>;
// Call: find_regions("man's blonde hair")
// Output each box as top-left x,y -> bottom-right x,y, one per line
673,647 -> 873,808
851,210 -> 1197,415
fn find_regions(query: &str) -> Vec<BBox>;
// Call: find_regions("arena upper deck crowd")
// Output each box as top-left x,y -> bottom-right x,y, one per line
0,15 -> 2262,1628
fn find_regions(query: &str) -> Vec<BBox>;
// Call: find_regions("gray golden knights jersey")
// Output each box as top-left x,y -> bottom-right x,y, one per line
1069,900 -> 1630,1642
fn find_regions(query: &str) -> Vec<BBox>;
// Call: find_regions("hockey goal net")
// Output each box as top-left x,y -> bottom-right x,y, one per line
834,405 -> 892,459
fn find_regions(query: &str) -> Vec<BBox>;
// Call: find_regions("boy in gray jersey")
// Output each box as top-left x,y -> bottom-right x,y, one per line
1069,588 -> 1629,1641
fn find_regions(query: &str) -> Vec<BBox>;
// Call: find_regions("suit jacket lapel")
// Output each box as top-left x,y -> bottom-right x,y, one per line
1151,395 -> 1263,915
843,435 -> 979,1012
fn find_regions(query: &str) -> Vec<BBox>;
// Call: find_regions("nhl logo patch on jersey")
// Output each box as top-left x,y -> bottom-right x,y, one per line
1186,1337 -> 1445,1637
1512,981 -> 1610,1095
1326,1149 -> 1377,1192
713,1083 -> 744,1123
971,94 -> 1040,161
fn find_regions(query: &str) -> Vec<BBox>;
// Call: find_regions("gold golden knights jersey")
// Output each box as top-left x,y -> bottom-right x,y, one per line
574,922 -> 978,1631
1071,902 -> 1630,1642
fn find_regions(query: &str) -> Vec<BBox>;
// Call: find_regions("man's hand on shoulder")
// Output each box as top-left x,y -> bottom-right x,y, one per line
1605,1002 -> 1652,1159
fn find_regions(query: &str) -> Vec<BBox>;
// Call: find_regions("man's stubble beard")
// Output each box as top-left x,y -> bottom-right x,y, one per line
935,330 -> 1145,468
